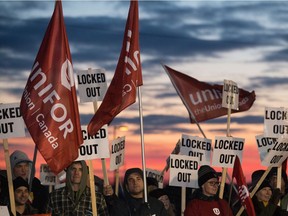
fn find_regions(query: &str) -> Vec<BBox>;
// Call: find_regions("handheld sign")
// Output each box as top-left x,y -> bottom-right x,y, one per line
222,79 -> 239,110
169,154 -> 198,188
110,136 -> 125,171
0,206 -> 9,216
76,68 -> 107,103
262,137 -> 288,167
0,103 -> 25,139
146,168 -> 164,186
76,125 -> 109,160
40,164 -> 56,186
212,136 -> 244,168
180,134 -> 212,165
255,134 -> 277,162
264,107 -> 288,138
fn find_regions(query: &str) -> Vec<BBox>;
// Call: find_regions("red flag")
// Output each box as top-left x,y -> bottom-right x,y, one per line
163,65 -> 256,123
232,156 -> 256,216
20,1 -> 83,174
88,0 -> 142,136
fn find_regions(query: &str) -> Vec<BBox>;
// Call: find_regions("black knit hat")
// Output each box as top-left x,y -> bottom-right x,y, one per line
149,188 -> 167,199
251,169 -> 272,192
198,165 -> 221,187
13,176 -> 29,191
124,168 -> 143,186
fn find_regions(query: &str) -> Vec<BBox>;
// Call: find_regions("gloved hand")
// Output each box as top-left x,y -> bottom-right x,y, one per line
270,188 -> 282,205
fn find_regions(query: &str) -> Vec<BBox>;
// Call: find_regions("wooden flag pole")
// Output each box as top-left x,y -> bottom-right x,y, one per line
3,138 -> 16,216
87,160 -> 97,215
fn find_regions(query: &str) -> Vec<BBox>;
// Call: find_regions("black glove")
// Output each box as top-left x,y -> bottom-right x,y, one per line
270,188 -> 282,205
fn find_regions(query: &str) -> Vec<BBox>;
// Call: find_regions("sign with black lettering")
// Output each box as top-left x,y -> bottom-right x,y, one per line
76,69 -> 107,103
0,103 -> 25,139
169,154 -> 198,188
110,136 -> 125,171
212,136 -> 244,168
146,168 -> 164,187
76,125 -> 109,160
262,137 -> 288,167
40,164 -> 56,186
264,107 -> 288,138
255,134 -> 277,162
180,134 -> 212,165
222,79 -> 239,110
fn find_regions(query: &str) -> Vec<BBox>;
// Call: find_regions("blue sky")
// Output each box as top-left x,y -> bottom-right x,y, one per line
1,1 -> 288,177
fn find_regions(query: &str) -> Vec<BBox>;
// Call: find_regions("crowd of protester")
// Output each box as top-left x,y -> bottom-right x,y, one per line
1,150 -> 288,216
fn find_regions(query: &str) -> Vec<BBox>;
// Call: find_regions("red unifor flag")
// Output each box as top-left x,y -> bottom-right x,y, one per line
88,0 -> 142,136
232,156 -> 256,216
163,65 -> 256,123
20,1 -> 83,174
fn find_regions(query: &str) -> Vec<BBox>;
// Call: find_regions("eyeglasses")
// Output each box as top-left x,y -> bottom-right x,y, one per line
207,181 -> 220,186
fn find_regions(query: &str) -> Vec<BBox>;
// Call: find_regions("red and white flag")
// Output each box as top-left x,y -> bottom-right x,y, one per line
163,65 -> 256,123
232,156 -> 256,216
88,0 -> 142,136
20,1 -> 83,174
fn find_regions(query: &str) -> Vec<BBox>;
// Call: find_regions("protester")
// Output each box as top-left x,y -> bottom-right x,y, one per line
150,188 -> 176,216
267,167 -> 288,211
184,165 -> 233,216
46,160 -> 109,216
250,169 -> 288,216
123,168 -> 168,215
9,176 -> 38,216
146,176 -> 159,194
0,170 -> 9,205
104,167 -> 167,215
10,150 -> 49,213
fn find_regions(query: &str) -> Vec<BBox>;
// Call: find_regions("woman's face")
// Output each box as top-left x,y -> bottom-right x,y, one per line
255,187 -> 272,202
201,177 -> 220,197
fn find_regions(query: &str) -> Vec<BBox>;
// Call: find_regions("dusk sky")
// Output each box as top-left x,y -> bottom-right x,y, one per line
1,0 -> 288,184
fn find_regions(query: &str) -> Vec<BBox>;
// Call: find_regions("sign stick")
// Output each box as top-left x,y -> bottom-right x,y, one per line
181,187 -> 186,216
219,107 -> 232,199
3,138 -> 16,216
87,160 -> 97,215
115,169 -> 120,196
277,165 -> 282,206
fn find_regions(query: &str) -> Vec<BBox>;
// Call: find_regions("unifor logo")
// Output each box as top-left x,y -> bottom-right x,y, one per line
213,208 -> 220,215
61,59 -> 74,91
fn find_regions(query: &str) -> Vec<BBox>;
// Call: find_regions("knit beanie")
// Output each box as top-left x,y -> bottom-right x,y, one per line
13,176 -> 29,191
10,150 -> 32,180
149,188 -> 167,199
251,169 -> 272,192
198,165 -> 221,187
124,168 -> 143,186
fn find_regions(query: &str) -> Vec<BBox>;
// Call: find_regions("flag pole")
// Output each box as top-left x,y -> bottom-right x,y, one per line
29,146 -> 37,191
137,86 -> 148,203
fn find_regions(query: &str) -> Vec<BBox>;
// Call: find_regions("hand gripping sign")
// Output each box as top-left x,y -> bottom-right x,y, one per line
212,136 -> 244,168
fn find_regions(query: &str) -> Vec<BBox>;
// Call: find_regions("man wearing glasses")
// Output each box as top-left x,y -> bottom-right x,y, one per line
184,165 -> 233,216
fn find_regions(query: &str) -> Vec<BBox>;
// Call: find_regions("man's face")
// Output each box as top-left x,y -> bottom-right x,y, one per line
70,162 -> 83,184
14,186 -> 29,205
269,175 -> 285,193
13,162 -> 29,180
126,173 -> 144,198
